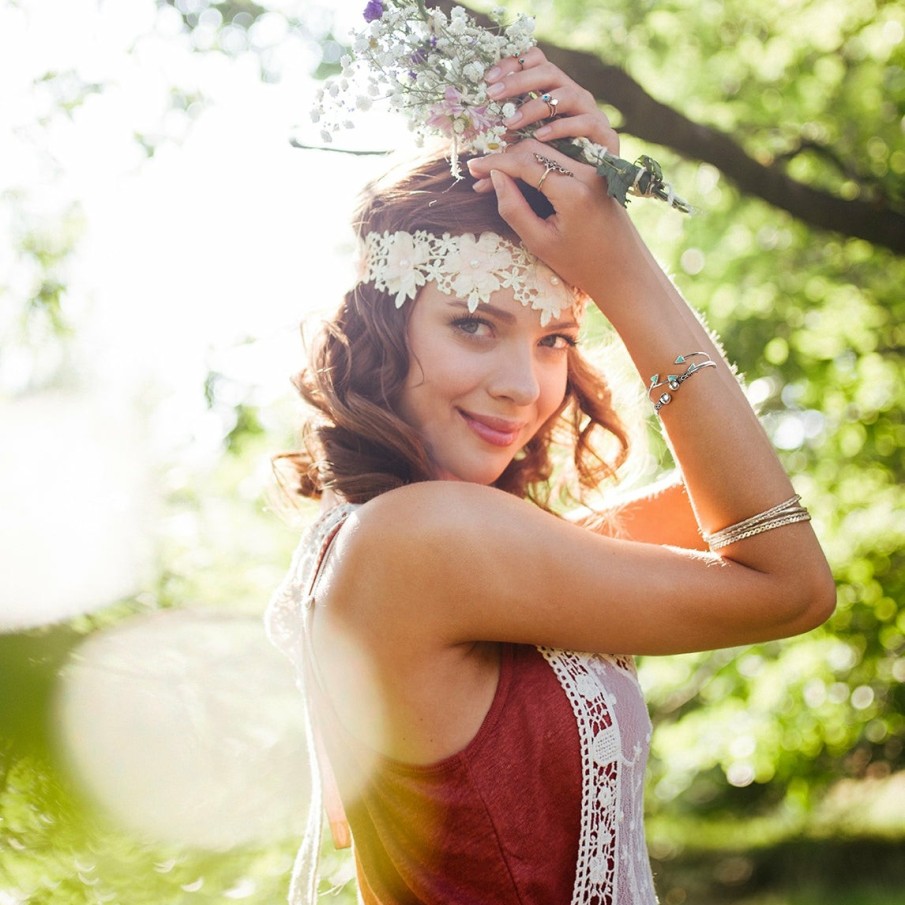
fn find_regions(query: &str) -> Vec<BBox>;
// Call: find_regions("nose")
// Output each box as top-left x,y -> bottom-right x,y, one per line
488,341 -> 541,406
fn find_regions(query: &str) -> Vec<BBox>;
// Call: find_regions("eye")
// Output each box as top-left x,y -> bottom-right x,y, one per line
451,316 -> 494,338
540,333 -> 579,350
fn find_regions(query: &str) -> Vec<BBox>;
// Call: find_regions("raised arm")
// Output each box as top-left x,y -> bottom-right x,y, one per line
320,53 -> 835,659
463,50 -> 832,588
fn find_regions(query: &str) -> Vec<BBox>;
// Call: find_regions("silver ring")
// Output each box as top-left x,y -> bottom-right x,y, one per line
534,153 -> 574,193
533,153 -> 574,177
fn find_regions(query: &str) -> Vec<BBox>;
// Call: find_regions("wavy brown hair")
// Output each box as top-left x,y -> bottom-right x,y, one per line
277,147 -> 630,509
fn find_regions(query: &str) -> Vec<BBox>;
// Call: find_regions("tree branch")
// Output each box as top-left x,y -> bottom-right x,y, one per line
544,42 -> 905,255
430,0 -> 905,255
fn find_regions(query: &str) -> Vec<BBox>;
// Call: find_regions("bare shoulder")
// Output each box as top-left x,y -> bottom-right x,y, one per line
363,480 -> 530,528
342,480 -> 567,584
357,480 -> 526,525
322,481 -> 562,630
324,481 -> 581,637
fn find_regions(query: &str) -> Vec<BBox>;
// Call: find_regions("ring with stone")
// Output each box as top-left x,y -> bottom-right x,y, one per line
540,92 -> 559,118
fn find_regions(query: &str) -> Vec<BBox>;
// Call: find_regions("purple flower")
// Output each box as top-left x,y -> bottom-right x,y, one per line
426,86 -> 467,135
363,0 -> 384,23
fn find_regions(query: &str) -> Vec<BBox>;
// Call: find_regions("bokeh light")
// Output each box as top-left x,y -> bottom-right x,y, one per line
0,391 -> 155,632
54,609 -> 310,849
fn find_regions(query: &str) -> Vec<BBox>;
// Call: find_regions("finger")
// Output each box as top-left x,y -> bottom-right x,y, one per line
468,141 -> 591,207
484,47 -> 547,84
502,86 -> 580,129
487,170 -> 551,251
486,62 -> 579,106
534,113 -> 620,154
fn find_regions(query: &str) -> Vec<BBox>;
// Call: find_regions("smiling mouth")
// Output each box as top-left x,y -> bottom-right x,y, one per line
458,410 -> 527,447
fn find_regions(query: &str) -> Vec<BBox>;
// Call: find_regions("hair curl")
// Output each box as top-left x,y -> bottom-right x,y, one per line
277,148 -> 630,509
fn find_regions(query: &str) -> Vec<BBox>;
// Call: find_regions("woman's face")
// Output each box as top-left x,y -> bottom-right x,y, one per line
397,282 -> 579,485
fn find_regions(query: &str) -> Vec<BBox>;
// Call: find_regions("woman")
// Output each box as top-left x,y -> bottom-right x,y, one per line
267,49 -> 835,905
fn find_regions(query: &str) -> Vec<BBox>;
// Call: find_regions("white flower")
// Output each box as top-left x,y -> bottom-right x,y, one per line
524,262 -> 573,326
356,96 -> 372,111
463,62 -> 485,83
377,232 -> 431,307
445,234 -> 512,309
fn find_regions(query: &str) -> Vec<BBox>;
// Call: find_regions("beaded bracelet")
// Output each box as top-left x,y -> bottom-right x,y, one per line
703,495 -> 812,550
648,352 -> 716,413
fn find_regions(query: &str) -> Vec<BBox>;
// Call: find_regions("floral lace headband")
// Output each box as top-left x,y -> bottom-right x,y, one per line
359,230 -> 579,326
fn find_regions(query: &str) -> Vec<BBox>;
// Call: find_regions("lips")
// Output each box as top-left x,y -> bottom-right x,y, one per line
458,409 -> 527,447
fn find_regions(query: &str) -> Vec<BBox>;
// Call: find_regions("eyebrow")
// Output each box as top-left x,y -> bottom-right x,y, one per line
445,300 -> 580,332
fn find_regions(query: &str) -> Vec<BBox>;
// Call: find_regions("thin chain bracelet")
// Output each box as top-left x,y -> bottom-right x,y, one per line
706,511 -> 812,549
648,353 -> 716,413
703,495 -> 812,550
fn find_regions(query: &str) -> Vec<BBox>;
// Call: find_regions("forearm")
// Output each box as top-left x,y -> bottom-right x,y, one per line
585,209 -> 827,582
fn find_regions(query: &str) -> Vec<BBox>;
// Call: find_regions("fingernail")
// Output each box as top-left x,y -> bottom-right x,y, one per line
504,111 -> 523,127
489,82 -> 508,99
472,178 -> 492,192
534,125 -> 551,138
489,170 -> 505,194
485,66 -> 502,83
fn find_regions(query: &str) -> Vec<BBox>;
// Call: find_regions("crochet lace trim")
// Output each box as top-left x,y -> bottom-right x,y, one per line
538,647 -> 655,905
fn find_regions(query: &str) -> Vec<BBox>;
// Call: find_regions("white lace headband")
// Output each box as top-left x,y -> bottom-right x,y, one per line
358,230 -> 579,326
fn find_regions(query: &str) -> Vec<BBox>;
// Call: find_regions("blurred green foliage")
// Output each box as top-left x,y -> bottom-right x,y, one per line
2,0 -> 904,902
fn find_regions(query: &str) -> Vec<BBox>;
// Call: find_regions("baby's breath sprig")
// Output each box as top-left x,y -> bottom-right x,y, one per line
312,1 -> 690,212
314,0 -> 535,176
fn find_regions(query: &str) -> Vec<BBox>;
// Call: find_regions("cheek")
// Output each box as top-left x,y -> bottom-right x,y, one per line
540,361 -> 570,417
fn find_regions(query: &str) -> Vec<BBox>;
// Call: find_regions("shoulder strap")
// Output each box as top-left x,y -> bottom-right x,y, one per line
302,508 -> 354,851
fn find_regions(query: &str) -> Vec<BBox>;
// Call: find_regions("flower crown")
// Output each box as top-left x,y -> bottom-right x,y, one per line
360,230 -> 578,325
312,1 -> 690,212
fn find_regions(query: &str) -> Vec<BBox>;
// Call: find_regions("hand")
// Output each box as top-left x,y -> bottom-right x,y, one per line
466,138 -> 643,300
484,48 -> 619,154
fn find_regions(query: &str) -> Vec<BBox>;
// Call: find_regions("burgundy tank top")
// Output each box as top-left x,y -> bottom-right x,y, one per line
316,642 -> 581,904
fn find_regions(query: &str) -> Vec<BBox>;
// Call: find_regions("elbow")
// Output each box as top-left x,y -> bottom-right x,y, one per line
787,561 -> 837,634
